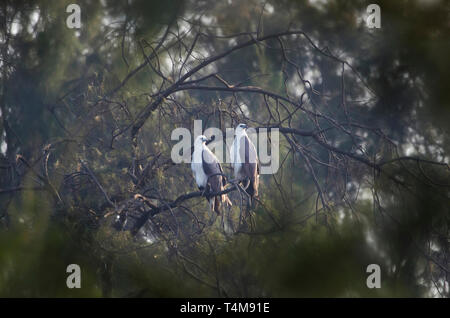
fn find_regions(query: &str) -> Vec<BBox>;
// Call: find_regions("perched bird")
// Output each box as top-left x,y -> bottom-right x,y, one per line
230,123 -> 260,202
191,135 -> 232,214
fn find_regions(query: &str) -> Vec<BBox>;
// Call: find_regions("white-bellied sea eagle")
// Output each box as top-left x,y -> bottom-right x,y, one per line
191,135 -> 231,214
230,123 -> 260,203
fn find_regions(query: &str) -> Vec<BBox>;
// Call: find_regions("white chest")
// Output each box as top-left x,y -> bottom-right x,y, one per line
231,136 -> 244,176
191,148 -> 208,188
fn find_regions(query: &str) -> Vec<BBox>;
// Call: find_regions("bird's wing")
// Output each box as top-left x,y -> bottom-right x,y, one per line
239,134 -> 259,177
240,135 -> 259,197
202,147 -> 222,176
202,147 -> 225,192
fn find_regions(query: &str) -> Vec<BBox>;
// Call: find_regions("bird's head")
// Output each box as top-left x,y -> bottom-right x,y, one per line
195,135 -> 208,146
235,123 -> 248,135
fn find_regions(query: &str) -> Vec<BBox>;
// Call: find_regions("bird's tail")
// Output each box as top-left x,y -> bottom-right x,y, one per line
211,194 -> 232,215
246,177 -> 259,198
213,197 -> 220,215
